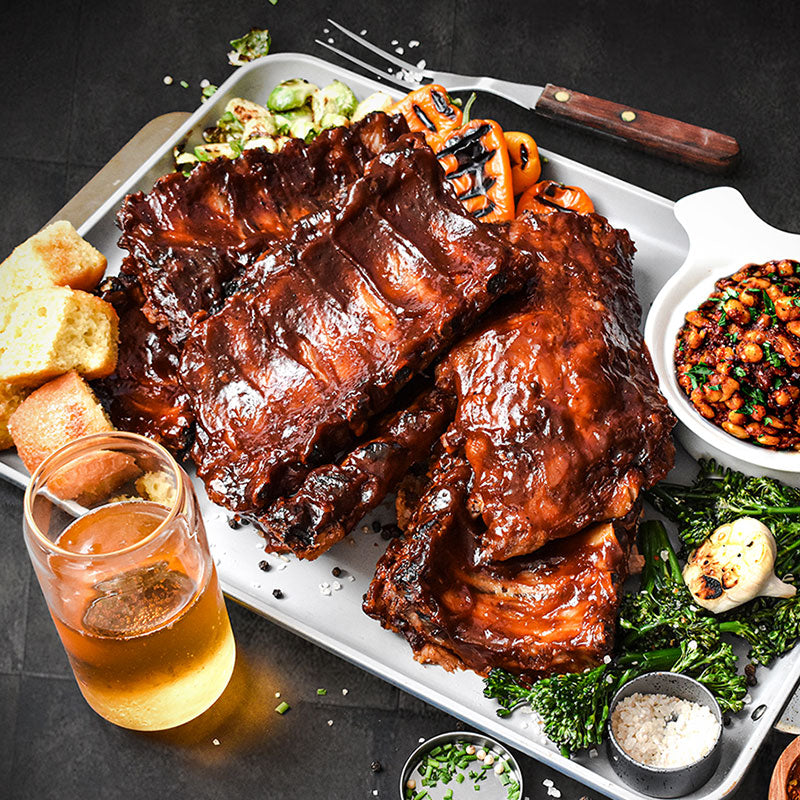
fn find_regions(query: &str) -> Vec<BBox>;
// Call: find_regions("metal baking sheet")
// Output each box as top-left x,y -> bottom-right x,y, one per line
2,52 -> 796,800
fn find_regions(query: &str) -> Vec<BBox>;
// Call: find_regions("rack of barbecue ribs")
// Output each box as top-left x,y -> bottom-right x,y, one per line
364,453 -> 635,676
364,211 -> 675,676
180,139 -> 531,512
102,113 -> 411,449
265,211 -> 675,563
117,112 -> 410,342
435,211 -> 676,562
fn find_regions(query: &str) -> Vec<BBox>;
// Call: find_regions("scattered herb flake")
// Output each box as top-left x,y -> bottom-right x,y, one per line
228,27 -> 272,66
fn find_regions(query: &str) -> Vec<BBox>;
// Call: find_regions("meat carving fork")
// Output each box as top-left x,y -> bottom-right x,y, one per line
317,19 -> 740,174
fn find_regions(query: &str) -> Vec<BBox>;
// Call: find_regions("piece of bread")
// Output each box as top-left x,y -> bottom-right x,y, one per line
0,382 -> 30,450
0,287 -> 118,386
48,450 -> 141,505
136,470 -> 177,506
8,370 -> 114,473
0,220 -> 107,299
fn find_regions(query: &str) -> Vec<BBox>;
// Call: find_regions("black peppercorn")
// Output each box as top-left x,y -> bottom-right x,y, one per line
227,516 -> 241,530
371,520 -> 382,532
331,566 -> 342,578
272,589 -> 284,599
258,560 -> 270,572
370,760 -> 382,773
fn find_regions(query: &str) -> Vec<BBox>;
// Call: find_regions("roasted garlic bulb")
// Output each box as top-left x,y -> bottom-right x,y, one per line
682,517 -> 796,613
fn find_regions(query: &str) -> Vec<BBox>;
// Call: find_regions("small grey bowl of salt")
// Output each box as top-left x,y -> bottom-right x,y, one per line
607,672 -> 723,798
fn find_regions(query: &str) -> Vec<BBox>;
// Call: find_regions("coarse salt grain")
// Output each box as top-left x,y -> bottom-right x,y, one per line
543,779 -> 553,788
603,654 -> 611,664
212,738 -> 220,746
327,38 -> 334,44
275,692 -> 281,698
200,78 -> 210,88
163,75 -> 173,85
660,549 -> 669,561
611,693 -> 720,768
333,581 -> 342,591
391,39 -> 398,45
342,688 -> 349,695
360,29 -> 367,35
409,39 -> 419,47
395,46 -> 404,54
327,719 -> 334,726
347,575 -> 356,582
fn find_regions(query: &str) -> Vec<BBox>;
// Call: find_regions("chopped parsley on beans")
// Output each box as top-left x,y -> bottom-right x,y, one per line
675,259 -> 800,449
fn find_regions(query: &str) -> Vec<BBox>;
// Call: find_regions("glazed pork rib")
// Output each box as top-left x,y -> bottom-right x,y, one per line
116,112 -> 410,342
257,385 -> 455,559
94,278 -> 194,454
364,453 -> 633,676
436,211 -> 676,562
180,139 -> 529,513
103,113 -> 409,449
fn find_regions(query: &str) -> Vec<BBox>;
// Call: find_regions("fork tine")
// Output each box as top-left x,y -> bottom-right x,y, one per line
326,19 -> 432,77
314,40 -> 423,91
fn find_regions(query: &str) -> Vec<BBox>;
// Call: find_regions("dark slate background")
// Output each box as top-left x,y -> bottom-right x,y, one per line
1,2 -> 799,798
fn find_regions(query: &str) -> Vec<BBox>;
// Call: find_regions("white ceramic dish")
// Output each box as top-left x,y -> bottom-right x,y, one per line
2,53 -> 798,800
645,186 -> 800,484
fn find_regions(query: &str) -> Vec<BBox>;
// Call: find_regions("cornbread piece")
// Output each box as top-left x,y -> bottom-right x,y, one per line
0,220 -> 107,298
0,287 -> 118,386
8,371 -> 113,473
364,453 -> 633,677
0,382 -> 30,449
181,140 -> 528,513
136,470 -> 177,506
47,451 -> 141,505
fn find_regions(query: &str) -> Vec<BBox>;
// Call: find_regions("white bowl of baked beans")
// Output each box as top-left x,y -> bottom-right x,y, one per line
645,186 -> 800,485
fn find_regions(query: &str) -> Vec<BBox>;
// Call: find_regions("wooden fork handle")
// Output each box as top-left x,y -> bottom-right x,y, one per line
535,83 -> 740,173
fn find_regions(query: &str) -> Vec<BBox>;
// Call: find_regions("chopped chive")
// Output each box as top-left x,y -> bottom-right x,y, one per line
275,701 -> 290,714
316,688 -> 327,695
180,80 -> 189,89
455,774 -> 465,784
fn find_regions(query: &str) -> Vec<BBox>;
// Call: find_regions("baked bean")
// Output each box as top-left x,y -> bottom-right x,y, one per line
722,421 -> 749,438
738,342 -> 763,362
675,259 -> 800,450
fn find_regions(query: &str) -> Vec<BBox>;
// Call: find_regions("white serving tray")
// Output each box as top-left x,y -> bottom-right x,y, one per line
3,52 -> 797,800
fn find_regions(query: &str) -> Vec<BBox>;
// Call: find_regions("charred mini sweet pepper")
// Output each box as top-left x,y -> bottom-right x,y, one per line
429,119 -> 515,222
389,84 -> 463,137
516,179 -> 594,217
503,131 -> 541,195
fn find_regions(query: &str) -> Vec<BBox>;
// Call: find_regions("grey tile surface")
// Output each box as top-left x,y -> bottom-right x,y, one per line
0,486 -> 28,673
0,675 -> 21,787
0,160 -> 68,260
0,1 -> 80,164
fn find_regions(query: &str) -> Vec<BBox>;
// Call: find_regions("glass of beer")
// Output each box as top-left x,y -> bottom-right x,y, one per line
23,431 -> 235,731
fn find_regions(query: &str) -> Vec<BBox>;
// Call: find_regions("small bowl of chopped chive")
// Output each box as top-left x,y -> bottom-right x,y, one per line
400,731 -> 523,800
607,672 -> 723,798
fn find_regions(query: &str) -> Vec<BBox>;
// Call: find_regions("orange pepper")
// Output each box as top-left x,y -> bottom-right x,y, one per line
428,119 -> 515,223
516,179 -> 595,217
503,131 -> 541,195
389,84 -> 463,138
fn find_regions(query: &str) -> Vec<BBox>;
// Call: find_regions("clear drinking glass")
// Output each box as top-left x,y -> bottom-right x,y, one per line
23,431 -> 235,731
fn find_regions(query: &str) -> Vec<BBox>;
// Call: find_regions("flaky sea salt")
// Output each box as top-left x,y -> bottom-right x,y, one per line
611,693 -> 720,768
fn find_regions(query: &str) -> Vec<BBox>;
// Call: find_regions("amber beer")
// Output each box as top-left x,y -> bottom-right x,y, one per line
24,433 -> 235,730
